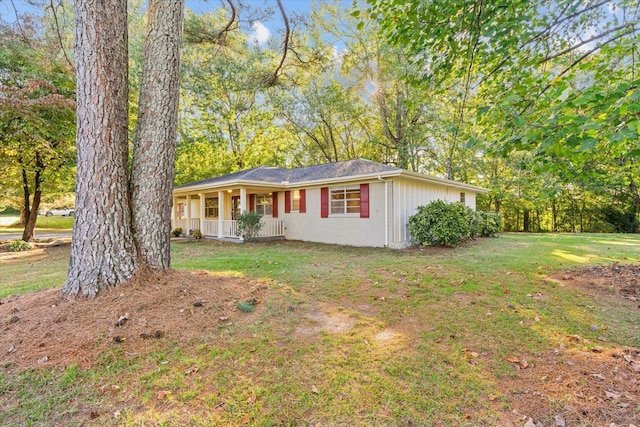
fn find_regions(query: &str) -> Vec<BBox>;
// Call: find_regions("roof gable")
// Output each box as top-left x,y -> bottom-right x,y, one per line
174,158 -> 487,193
175,159 -> 399,190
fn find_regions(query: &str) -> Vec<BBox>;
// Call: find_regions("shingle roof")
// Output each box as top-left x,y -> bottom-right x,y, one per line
175,159 -> 400,189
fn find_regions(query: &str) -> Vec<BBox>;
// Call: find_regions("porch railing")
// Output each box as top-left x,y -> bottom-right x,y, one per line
203,220 -> 219,236
188,218 -> 200,233
175,218 -> 284,239
221,220 -> 238,238
172,219 -> 187,231
258,219 -> 284,237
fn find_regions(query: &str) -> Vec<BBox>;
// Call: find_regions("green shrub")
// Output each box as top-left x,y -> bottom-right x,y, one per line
408,202 -> 503,247
9,240 -> 31,252
476,211 -> 503,237
236,211 -> 263,242
191,230 -> 202,239
171,228 -> 183,237
408,201 -> 471,246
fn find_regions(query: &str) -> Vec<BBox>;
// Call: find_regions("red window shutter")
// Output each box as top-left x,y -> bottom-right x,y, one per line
299,189 -> 306,213
320,187 -> 329,218
272,191 -> 278,218
249,194 -> 255,212
284,191 -> 291,214
360,183 -> 369,218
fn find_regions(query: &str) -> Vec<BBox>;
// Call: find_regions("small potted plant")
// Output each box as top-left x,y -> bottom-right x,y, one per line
191,230 -> 202,240
171,227 -> 183,237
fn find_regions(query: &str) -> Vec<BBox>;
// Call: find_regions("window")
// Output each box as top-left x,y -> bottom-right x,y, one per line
291,190 -> 300,211
176,203 -> 186,219
330,187 -> 360,215
204,197 -> 219,218
460,192 -> 466,204
255,194 -> 273,216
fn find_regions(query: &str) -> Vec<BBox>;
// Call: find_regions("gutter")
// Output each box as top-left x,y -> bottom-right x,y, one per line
378,175 -> 389,247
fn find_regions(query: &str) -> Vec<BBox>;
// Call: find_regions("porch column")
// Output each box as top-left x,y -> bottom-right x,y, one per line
240,187 -> 247,213
172,195 -> 177,229
239,187 -> 247,242
186,195 -> 192,234
218,190 -> 225,238
198,193 -> 205,234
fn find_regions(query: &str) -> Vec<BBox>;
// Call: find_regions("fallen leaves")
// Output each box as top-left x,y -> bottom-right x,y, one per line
505,356 -> 529,370
184,366 -> 199,375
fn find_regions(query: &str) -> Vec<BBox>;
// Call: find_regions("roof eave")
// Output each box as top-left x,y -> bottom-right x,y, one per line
173,179 -> 287,195
398,170 -> 489,193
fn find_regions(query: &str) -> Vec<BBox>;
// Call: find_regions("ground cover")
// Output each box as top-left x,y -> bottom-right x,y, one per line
1,233 -> 639,426
0,216 -> 74,235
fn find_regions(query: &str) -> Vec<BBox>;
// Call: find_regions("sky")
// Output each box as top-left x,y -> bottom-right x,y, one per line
1,0 -> 342,45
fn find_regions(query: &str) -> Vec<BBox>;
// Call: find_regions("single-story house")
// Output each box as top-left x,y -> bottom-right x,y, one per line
172,158 -> 488,248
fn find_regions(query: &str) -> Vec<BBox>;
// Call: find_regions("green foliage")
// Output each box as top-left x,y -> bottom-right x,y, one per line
8,240 -> 31,252
408,201 -> 473,247
475,211 -> 503,237
408,202 -> 502,246
236,301 -> 255,313
191,230 -> 203,239
599,205 -> 639,233
171,228 -> 183,237
235,211 -> 263,242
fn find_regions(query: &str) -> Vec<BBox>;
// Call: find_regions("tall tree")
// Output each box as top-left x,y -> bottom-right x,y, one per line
0,18 -> 76,242
130,0 -> 185,271
63,0 -> 138,296
63,0 -> 185,297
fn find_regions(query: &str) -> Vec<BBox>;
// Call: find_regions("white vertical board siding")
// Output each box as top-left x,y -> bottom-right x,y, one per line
283,181 -> 387,247
391,179 -> 478,246
465,192 -> 476,210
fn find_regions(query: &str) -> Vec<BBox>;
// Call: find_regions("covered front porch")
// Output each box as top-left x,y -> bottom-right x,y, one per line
171,187 -> 284,241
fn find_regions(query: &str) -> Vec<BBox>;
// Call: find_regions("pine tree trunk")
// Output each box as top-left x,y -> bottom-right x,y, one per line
131,0 -> 185,271
63,0 -> 138,297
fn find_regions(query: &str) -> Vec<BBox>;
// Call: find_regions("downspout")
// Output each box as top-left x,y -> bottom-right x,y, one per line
378,175 -> 388,247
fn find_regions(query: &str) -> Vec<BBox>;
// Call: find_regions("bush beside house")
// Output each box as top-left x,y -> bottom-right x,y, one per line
408,200 -> 502,247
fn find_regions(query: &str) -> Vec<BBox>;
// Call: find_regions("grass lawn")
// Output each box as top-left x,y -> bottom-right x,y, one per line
0,216 -> 74,234
1,233 -> 639,426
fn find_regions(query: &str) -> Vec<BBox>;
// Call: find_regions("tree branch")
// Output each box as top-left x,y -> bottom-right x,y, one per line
265,0 -> 290,86
48,0 -> 74,69
540,22 -> 638,64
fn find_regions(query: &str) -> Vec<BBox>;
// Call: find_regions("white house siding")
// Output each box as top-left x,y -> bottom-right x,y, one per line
282,181 -> 387,247
390,179 -> 478,247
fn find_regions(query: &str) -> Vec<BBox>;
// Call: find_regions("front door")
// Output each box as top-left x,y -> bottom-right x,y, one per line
231,196 -> 241,220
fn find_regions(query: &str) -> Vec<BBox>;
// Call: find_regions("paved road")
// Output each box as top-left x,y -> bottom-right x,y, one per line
0,231 -> 72,241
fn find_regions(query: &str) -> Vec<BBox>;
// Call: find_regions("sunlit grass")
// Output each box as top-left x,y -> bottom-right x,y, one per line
0,216 -> 74,234
1,233 -> 639,425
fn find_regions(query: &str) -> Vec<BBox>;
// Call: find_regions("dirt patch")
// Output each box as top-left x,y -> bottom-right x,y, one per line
556,262 -> 640,303
498,263 -> 640,426
295,307 -> 357,336
0,270 -> 268,370
498,346 -> 640,426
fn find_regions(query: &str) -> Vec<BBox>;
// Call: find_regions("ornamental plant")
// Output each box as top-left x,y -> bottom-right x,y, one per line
9,240 -> 31,252
236,211 -> 263,242
408,201 -> 502,247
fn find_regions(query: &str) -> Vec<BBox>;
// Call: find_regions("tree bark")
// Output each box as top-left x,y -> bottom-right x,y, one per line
63,0 -> 138,297
131,0 -> 185,271
21,152 -> 44,242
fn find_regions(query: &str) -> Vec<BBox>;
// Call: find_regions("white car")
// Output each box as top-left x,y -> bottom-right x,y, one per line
44,207 -> 75,217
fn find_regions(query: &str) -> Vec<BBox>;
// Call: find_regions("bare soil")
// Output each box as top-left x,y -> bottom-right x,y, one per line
1,269 -> 268,370
497,263 -> 640,426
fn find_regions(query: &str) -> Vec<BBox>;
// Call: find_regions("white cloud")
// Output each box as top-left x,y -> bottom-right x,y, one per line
251,21 -> 271,45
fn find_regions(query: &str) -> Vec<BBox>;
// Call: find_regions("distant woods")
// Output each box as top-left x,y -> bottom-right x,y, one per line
2,0 -> 639,236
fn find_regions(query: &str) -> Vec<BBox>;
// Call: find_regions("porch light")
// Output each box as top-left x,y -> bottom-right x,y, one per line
227,189 -> 232,193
